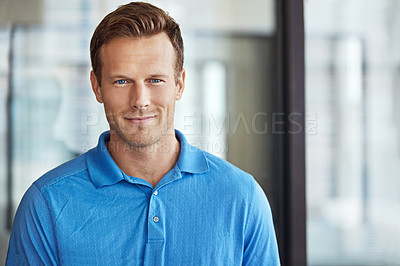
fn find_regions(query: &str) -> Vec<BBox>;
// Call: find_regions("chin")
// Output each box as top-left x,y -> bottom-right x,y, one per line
109,114 -> 174,148
127,136 -> 158,148
116,128 -> 163,148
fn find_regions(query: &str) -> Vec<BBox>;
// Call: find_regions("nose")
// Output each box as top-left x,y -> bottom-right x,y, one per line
130,82 -> 150,109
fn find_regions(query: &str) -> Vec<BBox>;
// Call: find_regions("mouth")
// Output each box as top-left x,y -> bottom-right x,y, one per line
125,115 -> 156,124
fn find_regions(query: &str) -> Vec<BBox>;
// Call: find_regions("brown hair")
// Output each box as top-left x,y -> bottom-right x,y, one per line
90,2 -> 184,85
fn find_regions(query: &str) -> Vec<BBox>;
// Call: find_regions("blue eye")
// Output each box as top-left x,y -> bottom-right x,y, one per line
116,80 -> 127,84
150,79 -> 161,83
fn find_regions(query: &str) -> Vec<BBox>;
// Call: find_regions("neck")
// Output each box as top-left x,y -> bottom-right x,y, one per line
106,129 -> 180,187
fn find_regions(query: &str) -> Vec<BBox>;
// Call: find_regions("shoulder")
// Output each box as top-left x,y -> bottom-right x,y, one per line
13,149 -> 97,228
33,151 -> 89,192
199,150 -> 274,232
201,150 -> 260,198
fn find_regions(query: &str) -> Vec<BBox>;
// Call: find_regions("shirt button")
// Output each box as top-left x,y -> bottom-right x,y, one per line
153,216 -> 159,223
154,191 -> 158,196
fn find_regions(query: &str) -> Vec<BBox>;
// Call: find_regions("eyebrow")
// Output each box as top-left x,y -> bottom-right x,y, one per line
109,75 -> 131,80
109,74 -> 170,80
148,74 -> 169,79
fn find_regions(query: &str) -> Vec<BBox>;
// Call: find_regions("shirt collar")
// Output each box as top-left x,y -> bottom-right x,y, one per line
86,131 -> 124,189
175,130 -> 209,174
86,130 -> 209,189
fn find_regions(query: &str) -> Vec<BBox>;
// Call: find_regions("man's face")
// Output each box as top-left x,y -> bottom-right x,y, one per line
90,33 -> 185,148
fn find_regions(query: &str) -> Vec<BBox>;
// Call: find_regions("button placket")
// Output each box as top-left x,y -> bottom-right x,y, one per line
144,188 -> 165,265
148,188 -> 164,240
152,190 -> 159,223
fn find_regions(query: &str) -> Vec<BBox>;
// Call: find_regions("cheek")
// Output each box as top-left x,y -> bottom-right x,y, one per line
103,92 -> 129,109
152,90 -> 176,108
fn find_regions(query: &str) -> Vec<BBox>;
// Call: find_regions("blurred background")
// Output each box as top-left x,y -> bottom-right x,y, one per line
306,0 -> 400,265
0,0 -> 399,265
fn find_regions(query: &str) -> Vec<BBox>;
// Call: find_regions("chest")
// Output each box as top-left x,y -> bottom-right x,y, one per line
50,181 -> 246,265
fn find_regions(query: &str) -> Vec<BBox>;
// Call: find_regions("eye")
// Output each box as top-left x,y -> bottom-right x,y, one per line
150,79 -> 162,83
115,79 -> 127,85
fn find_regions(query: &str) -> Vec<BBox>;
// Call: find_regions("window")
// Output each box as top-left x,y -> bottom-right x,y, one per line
306,0 -> 400,264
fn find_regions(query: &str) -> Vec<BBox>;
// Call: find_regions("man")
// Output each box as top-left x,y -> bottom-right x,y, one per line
6,2 -> 280,265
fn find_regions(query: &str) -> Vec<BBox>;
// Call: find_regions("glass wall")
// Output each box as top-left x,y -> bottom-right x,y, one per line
0,0 -> 277,263
306,0 -> 400,265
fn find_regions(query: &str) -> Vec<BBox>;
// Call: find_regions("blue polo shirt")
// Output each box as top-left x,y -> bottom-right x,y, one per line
7,130 -> 280,265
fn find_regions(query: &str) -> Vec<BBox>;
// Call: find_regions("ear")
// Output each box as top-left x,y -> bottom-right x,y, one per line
90,70 -> 103,103
175,69 -> 185,100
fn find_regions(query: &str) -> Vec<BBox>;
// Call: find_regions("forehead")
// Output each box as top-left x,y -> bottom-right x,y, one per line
99,33 -> 176,72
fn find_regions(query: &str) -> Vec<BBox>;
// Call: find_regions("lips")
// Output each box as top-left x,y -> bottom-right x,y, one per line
125,115 -> 156,124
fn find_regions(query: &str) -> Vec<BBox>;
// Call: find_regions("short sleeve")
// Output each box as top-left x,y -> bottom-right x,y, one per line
6,184 -> 58,265
242,181 -> 280,265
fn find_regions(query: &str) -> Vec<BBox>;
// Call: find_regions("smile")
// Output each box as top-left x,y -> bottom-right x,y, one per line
125,116 -> 155,124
